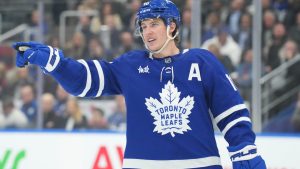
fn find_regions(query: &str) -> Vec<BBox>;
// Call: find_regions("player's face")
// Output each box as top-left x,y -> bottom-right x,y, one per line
140,19 -> 168,51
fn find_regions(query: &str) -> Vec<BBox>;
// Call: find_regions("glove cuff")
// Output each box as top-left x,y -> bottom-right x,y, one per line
44,46 -> 61,72
228,143 -> 259,162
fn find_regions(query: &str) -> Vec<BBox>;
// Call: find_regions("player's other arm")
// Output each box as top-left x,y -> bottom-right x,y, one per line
199,49 -> 266,169
13,42 -> 120,97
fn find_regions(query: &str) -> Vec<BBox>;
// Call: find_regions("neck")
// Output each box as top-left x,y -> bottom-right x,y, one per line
152,41 -> 180,58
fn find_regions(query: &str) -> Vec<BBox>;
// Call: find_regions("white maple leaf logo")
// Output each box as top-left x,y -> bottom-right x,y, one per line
145,81 -> 194,137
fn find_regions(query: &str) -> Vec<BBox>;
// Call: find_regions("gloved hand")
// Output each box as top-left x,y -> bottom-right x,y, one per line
12,41 -> 62,72
228,143 -> 266,169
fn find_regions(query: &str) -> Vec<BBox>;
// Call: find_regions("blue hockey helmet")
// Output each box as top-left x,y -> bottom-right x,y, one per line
136,0 -> 181,27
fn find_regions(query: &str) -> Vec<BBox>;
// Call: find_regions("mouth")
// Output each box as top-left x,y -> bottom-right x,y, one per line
147,38 -> 156,44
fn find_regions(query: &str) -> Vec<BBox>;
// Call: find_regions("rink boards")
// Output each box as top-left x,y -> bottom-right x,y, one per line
0,131 -> 299,169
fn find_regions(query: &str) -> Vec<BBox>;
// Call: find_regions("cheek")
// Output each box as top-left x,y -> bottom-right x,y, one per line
142,31 -> 147,38
157,28 -> 167,40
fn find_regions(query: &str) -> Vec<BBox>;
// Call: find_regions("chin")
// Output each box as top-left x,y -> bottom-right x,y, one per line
148,46 -> 160,51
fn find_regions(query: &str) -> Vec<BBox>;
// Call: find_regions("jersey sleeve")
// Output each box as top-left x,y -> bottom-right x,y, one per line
199,49 -> 255,147
50,57 -> 122,97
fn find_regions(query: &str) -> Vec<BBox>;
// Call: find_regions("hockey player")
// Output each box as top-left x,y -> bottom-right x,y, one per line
13,0 -> 266,168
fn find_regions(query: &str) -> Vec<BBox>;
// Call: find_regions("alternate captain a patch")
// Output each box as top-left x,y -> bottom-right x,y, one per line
145,81 -> 194,137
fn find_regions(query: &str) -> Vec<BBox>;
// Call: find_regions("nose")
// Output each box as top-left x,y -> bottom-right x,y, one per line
143,27 -> 153,37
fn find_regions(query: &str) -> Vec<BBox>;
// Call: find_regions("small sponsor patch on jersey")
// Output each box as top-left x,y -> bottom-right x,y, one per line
138,65 -> 150,73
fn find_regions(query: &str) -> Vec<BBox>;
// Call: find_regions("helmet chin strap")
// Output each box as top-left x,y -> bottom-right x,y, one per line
140,25 -> 179,59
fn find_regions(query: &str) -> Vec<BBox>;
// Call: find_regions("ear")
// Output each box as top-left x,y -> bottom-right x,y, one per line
169,22 -> 177,33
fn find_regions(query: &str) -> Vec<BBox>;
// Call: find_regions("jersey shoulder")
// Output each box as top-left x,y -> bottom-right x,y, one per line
114,50 -> 149,62
185,48 -> 228,73
185,48 -> 220,64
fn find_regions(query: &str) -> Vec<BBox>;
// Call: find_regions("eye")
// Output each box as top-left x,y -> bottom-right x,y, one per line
141,25 -> 147,31
151,22 -> 159,27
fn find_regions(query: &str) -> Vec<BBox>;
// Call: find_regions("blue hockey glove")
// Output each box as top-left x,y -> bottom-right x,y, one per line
228,143 -> 266,169
12,42 -> 62,72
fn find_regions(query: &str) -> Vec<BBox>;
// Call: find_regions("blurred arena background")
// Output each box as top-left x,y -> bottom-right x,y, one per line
0,0 -> 300,168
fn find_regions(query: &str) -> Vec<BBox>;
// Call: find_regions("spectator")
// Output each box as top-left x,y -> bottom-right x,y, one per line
76,8 -> 102,37
207,43 -> 235,74
233,12 -> 252,52
51,1 -> 67,26
122,0 -> 141,31
16,67 -> 35,86
0,45 -> 14,68
27,9 -> 48,41
236,49 -> 253,103
88,37 -> 105,60
272,0 -> 289,22
20,84 -> 37,127
89,1 -> 123,50
262,10 -> 277,56
285,41 -> 300,84
202,27 -> 242,67
100,1 -> 123,31
226,0 -> 247,36
64,32 -> 87,60
54,85 -> 69,117
262,0 -> 274,12
0,98 -> 28,129
202,11 -> 222,43
272,40 -> 300,94
75,15 -> 94,43
279,40 -> 300,64
0,63 -> 8,100
42,93 -> 64,129
108,95 -> 126,131
43,75 -> 58,95
291,92 -> 300,132
88,106 -> 108,129
48,36 -> 61,49
87,37 -> 114,61
116,30 -> 141,56
179,8 -> 192,49
183,0 -> 192,9
63,97 -> 88,130
104,14 -> 122,51
208,0 -> 228,22
122,0 -> 143,47
78,0 -> 99,11
6,68 -> 34,100
266,23 -> 287,72
288,11 -> 300,49
265,40 -> 300,115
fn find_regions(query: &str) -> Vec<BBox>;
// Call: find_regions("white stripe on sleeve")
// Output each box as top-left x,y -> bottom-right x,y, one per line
221,117 -> 251,136
93,60 -> 105,97
77,59 -> 92,97
214,104 -> 247,124
44,46 -> 61,72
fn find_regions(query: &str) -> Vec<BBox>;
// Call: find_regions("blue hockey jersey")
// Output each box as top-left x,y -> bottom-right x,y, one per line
50,48 -> 255,169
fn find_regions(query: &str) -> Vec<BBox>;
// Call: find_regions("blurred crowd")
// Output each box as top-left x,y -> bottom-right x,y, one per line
0,83 -> 127,131
1,0 -> 300,132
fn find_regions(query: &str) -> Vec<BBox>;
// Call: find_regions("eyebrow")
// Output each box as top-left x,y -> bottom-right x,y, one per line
141,19 -> 160,25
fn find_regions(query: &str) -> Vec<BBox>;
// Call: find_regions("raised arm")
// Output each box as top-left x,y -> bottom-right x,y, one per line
13,42 -> 121,97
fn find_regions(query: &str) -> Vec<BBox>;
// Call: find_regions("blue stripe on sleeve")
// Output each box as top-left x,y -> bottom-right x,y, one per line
51,57 -> 87,96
